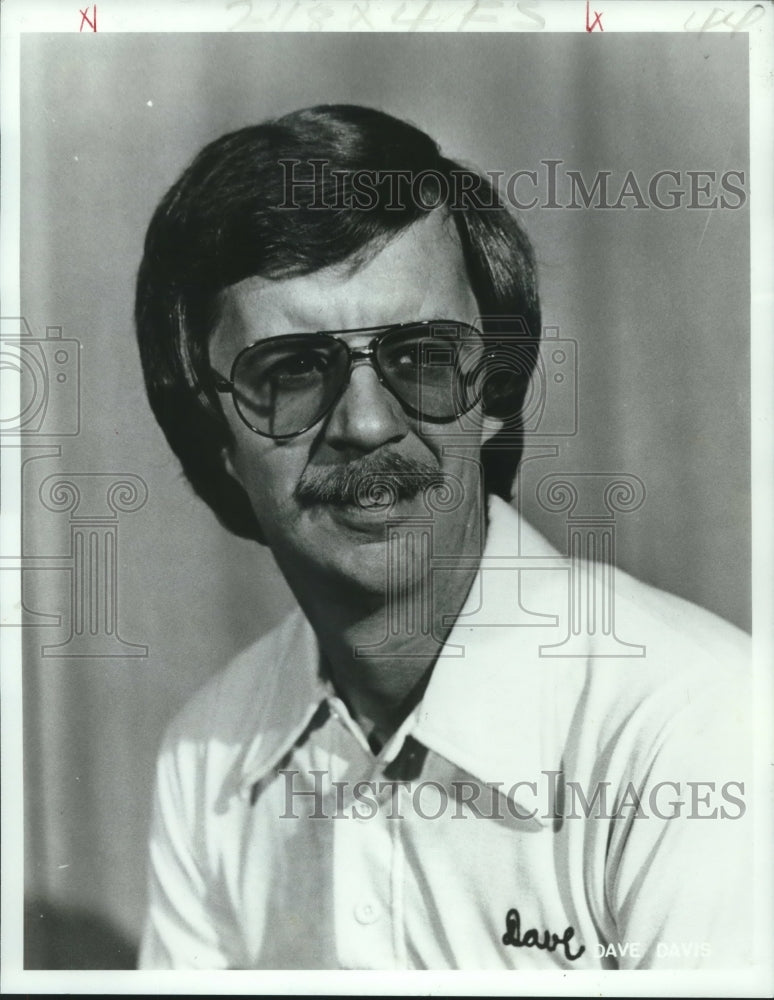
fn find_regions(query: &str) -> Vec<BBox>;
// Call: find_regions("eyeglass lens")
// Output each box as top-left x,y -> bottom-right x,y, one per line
230,322 -> 485,439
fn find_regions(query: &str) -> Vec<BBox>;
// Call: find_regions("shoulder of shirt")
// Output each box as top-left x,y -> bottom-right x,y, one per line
492,496 -> 750,685
158,606 -> 316,759
605,561 -> 749,675
565,561 -> 752,772
416,499 -> 752,794
495,498 -> 751,755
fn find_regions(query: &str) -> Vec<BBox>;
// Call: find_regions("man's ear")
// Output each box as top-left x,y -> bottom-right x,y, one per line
221,445 -> 243,487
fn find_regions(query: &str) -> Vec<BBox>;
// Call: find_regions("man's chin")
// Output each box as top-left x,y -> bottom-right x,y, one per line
291,504 -> 429,592
299,537 -> 393,600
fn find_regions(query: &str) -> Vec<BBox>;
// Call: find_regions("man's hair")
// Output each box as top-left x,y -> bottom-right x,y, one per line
135,104 -> 541,542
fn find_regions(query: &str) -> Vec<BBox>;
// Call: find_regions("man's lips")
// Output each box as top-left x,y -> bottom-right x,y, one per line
327,491 -> 425,518
318,493 -> 452,550
320,496 -> 413,536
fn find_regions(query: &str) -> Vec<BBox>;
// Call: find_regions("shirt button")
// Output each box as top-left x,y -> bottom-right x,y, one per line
354,900 -> 381,925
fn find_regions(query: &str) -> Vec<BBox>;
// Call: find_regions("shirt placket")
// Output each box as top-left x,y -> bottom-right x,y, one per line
325,695 -> 408,969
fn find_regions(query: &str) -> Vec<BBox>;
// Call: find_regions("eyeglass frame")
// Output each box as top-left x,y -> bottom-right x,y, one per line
211,318 -> 492,440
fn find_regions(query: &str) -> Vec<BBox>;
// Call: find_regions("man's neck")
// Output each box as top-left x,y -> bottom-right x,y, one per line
310,560 -> 480,738
284,509 -> 488,741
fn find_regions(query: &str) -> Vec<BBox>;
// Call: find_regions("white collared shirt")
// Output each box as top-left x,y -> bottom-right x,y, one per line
139,497 -> 753,970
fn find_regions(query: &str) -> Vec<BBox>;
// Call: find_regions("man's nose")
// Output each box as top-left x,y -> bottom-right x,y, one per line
323,361 -> 408,453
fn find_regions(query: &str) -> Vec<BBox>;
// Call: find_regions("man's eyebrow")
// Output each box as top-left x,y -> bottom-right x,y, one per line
296,318 -> 466,336
266,322 -> 405,338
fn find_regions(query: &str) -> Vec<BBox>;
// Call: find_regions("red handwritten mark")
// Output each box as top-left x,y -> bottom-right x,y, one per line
585,0 -> 603,32
79,4 -> 97,31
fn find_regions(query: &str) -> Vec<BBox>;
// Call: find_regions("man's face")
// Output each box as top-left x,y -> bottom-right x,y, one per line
209,211 -> 499,597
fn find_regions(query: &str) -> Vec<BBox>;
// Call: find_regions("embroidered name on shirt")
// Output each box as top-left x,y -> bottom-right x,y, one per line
502,907 -> 585,961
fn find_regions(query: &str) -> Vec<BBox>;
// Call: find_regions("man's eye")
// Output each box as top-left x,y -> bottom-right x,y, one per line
391,341 -> 430,368
393,346 -> 420,368
390,339 -> 454,371
269,352 -> 329,384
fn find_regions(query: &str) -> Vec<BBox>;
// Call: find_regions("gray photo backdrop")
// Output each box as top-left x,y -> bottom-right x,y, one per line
15,31 -> 749,964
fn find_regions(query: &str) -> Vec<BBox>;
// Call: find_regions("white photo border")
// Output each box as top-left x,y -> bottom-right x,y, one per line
1,1 -> 772,995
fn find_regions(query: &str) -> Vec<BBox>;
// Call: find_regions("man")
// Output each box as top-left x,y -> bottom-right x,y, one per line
135,105 -> 752,970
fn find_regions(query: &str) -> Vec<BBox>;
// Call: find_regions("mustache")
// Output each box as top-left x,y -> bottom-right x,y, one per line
294,451 -> 447,509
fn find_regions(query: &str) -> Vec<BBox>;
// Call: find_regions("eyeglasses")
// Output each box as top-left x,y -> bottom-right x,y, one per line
212,319 -> 488,440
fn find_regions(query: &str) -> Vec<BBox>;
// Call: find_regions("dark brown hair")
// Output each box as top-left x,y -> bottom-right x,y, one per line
135,104 -> 541,541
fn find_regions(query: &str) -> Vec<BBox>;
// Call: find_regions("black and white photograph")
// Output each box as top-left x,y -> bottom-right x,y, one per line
1,1 -> 772,994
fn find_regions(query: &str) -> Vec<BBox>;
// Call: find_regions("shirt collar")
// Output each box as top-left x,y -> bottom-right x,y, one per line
236,497 -> 573,825
411,496 -> 571,826
235,610 -> 328,801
